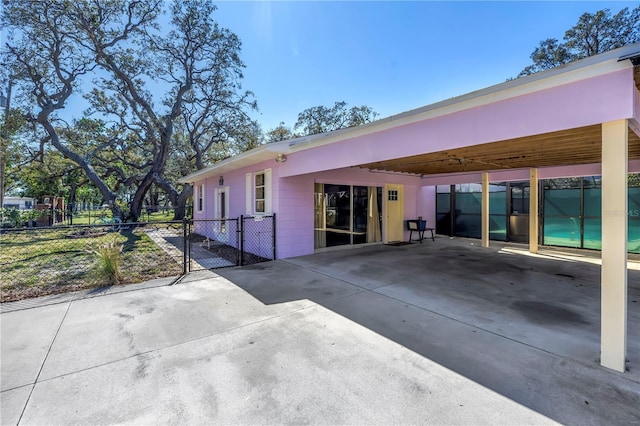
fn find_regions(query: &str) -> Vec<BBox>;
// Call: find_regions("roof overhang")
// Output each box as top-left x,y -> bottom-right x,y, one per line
180,43 -> 640,183
358,124 -> 640,175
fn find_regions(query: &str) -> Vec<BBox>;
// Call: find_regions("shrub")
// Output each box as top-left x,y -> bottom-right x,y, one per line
1,208 -> 22,228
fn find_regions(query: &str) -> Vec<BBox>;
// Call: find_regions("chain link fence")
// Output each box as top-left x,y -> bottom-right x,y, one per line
1,215 -> 276,302
241,215 -> 276,266
0,206 -> 187,228
1,222 -> 185,302
188,215 -> 276,270
189,218 -> 240,271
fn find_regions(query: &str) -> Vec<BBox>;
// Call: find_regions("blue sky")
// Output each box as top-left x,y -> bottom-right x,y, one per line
212,1 -> 639,133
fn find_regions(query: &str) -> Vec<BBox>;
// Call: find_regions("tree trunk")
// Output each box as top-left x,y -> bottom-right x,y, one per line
39,118 -> 124,220
0,80 -> 12,211
173,186 -> 192,220
68,181 -> 77,211
150,187 -> 159,207
128,172 -> 156,222
153,177 -> 192,221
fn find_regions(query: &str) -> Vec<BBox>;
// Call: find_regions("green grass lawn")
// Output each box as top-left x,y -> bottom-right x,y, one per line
63,209 -> 179,225
1,226 -> 183,302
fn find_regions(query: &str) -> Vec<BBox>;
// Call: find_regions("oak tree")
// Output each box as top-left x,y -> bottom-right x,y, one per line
294,101 -> 378,136
3,0 -> 256,220
519,6 -> 640,77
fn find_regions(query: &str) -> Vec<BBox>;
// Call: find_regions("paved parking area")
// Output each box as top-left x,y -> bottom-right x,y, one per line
1,238 -> 639,424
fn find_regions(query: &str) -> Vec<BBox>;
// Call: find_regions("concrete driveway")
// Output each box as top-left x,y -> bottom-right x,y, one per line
1,238 -> 639,425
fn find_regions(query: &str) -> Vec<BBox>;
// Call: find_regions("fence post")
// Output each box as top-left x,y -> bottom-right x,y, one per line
235,218 -> 241,267
272,213 -> 276,260
239,215 -> 244,266
182,218 -> 188,275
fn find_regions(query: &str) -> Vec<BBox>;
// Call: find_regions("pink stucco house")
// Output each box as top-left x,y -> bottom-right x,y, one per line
181,43 -> 640,372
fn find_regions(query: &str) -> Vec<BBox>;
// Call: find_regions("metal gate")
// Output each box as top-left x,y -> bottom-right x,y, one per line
188,214 -> 275,271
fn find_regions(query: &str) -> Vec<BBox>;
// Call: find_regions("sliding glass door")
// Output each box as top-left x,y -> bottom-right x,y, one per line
314,184 -> 382,249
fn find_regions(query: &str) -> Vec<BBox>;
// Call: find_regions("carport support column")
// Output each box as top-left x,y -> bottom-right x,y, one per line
481,172 -> 489,247
601,120 -> 628,372
529,168 -> 539,254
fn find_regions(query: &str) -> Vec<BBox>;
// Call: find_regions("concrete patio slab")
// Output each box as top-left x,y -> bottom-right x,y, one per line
286,240 -> 640,380
19,304 -> 552,425
0,386 -> 31,426
321,289 -> 639,425
37,275 -> 324,381
2,238 -> 639,424
1,303 -> 68,391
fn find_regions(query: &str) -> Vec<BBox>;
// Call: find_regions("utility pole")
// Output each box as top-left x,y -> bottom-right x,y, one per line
0,78 -> 11,210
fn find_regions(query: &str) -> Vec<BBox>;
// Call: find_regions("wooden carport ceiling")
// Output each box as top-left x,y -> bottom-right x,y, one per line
358,124 -> 640,176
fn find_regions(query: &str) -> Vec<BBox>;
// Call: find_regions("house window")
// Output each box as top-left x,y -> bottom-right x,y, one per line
255,172 -> 265,213
197,184 -> 204,212
246,169 -> 271,215
388,190 -> 398,201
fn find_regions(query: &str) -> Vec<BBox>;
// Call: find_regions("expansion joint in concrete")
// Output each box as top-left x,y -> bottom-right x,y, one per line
17,300 -> 72,425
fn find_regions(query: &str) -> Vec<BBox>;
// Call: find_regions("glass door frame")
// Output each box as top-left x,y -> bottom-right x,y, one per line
314,183 -> 382,249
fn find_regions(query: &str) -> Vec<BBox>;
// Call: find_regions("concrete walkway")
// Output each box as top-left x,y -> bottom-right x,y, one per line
145,227 -> 235,270
2,238 -> 639,425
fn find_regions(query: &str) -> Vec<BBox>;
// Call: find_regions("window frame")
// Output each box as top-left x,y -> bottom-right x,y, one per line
246,169 -> 272,216
255,172 -> 266,214
196,183 -> 205,212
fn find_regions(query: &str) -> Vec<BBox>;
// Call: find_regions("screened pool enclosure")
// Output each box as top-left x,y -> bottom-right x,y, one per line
436,174 -> 640,253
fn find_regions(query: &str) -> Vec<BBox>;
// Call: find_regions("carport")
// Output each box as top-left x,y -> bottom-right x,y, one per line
350,53 -> 640,372
183,44 -> 640,373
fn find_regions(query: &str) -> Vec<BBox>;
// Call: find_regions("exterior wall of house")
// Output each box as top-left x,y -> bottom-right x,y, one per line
633,86 -> 640,126
192,160 -> 278,258
192,159 -> 277,220
193,163 -> 428,259
418,186 -> 437,228
276,174 -> 314,259
188,66 -> 638,260
276,168 -> 424,258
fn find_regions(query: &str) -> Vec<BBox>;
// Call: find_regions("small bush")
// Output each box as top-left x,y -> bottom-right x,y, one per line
89,237 -> 123,285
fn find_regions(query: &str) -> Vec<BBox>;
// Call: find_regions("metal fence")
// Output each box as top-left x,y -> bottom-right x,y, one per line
189,218 -> 240,271
188,215 -> 276,271
241,215 -> 276,266
1,215 -> 276,303
0,206 -> 187,228
0,222 -> 185,303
